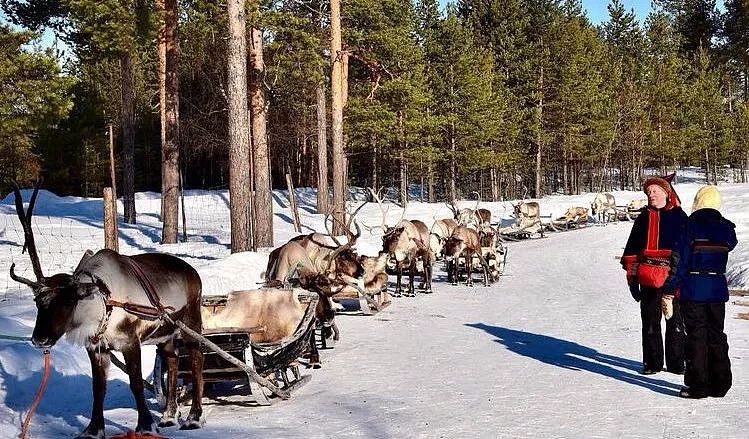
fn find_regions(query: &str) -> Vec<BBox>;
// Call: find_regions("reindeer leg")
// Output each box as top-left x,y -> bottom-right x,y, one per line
77,348 -> 110,439
121,344 -> 158,434
307,329 -> 321,369
181,341 -> 204,430
452,258 -> 459,286
424,257 -> 433,294
408,260 -> 415,297
158,340 -> 179,427
466,251 -> 473,287
395,266 -> 403,297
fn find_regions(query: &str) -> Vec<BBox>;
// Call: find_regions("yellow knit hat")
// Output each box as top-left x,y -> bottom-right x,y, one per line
692,185 -> 721,212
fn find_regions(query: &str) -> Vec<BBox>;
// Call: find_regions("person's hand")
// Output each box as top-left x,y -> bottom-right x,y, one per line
661,294 -> 674,319
629,282 -> 641,302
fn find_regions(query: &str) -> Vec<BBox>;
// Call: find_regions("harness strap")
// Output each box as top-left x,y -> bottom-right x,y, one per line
121,257 -> 175,315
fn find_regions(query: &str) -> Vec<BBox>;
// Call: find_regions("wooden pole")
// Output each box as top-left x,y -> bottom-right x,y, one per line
103,187 -> 119,252
107,126 -> 119,250
180,166 -> 187,242
285,173 -> 302,233
108,125 -> 117,200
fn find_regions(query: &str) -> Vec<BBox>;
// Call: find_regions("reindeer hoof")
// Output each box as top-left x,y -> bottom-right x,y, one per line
179,415 -> 205,430
158,417 -> 177,428
76,426 -> 105,439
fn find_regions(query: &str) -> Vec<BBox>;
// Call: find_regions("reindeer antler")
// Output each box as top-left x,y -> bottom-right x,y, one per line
364,187 -> 390,234
445,199 -> 459,220
9,179 -> 46,289
323,201 -> 367,272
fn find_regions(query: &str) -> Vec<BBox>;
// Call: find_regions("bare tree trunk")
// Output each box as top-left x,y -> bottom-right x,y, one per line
121,50 -> 137,224
161,0 -> 180,244
427,159 -> 435,203
560,149 -> 567,194
399,151 -> 407,206
490,167 -> 498,202
371,138 -> 378,195
227,0 -> 251,253
157,0 -> 166,221
316,82 -> 329,213
450,121 -> 457,201
330,0 -> 346,235
535,66 -> 543,199
249,26 -> 273,248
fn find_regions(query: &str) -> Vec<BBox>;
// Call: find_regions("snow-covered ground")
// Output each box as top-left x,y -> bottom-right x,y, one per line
1,169 -> 747,438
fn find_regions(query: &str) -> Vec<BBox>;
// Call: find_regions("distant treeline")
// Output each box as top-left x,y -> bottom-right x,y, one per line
2,0 -> 748,200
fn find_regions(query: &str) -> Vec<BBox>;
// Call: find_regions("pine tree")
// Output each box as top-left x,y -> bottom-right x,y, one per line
0,25 -> 73,185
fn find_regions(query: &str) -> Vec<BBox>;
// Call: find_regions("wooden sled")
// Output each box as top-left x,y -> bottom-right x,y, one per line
156,291 -> 318,407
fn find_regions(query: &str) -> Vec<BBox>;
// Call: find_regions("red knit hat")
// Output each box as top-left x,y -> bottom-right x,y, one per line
643,172 -> 680,209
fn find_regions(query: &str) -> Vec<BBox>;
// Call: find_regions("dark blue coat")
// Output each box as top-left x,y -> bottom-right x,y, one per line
623,206 -> 688,257
663,208 -> 737,302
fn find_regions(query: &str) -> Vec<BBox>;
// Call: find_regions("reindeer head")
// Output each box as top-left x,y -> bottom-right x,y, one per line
320,201 -> 367,289
382,223 -> 412,263
29,270 -> 102,348
8,182 -> 101,348
443,235 -> 465,261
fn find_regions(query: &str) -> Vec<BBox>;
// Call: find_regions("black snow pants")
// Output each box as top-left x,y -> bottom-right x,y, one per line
640,287 -> 685,373
681,301 -> 732,396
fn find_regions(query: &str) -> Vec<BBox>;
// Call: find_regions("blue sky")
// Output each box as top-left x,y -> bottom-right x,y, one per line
439,1 -> 725,25
581,0 -> 653,24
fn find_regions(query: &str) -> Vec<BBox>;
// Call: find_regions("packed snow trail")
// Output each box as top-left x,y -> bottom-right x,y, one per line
135,224 -> 745,438
1,179 -> 747,438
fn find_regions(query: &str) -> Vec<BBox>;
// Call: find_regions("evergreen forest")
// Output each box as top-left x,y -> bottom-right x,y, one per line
2,0 -> 748,204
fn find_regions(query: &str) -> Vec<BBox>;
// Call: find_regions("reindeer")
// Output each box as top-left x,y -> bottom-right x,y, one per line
265,202 -> 367,291
591,192 -> 617,223
429,218 -> 457,261
446,198 -> 482,230
8,182 -> 204,437
365,188 -> 434,296
265,203 -> 367,343
446,193 -> 491,229
443,226 -> 493,287
506,199 -> 542,236
380,219 -> 434,296
336,251 -> 390,304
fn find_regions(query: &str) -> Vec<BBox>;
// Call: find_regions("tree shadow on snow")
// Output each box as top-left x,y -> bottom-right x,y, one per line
0,342 -> 144,434
466,323 -> 682,395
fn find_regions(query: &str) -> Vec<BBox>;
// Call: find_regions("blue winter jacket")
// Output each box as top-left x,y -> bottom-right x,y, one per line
663,208 -> 737,302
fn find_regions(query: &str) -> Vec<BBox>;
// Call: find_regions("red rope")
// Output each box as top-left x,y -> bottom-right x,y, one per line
19,349 -> 51,439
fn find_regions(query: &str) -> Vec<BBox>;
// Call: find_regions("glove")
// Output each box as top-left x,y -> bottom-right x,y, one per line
661,294 -> 674,320
629,282 -> 641,302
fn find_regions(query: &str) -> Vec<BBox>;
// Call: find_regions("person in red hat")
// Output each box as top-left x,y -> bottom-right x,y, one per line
620,173 -> 687,375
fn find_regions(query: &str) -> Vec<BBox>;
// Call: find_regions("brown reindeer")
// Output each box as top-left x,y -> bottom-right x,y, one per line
265,202 -> 367,291
265,203 -> 367,347
443,226 -> 492,287
429,218 -> 457,260
335,251 -> 390,306
8,182 -> 204,437
366,188 -> 434,296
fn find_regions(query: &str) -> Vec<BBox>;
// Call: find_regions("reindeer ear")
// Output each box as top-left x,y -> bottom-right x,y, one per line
74,249 -> 95,274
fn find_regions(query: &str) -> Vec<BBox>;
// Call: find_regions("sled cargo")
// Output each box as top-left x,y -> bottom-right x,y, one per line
156,290 -> 318,406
